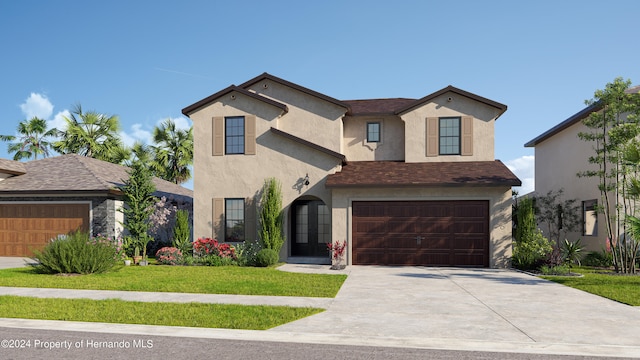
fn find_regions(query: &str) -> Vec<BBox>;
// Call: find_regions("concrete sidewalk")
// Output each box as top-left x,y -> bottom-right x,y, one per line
0,261 -> 639,357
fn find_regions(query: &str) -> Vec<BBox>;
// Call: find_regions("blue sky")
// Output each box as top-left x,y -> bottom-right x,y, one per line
1,0 -> 639,193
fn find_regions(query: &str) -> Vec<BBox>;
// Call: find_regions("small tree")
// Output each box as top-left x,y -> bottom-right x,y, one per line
120,160 -> 157,261
535,189 -> 581,248
513,196 -> 552,270
259,178 -> 284,253
577,77 -> 640,273
172,209 -> 191,255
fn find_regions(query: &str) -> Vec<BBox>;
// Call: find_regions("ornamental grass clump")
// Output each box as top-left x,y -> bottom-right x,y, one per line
31,231 -> 120,275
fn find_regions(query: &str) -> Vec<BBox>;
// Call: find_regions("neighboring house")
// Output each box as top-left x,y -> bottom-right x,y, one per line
524,85 -> 640,251
0,154 -> 193,257
182,73 -> 520,268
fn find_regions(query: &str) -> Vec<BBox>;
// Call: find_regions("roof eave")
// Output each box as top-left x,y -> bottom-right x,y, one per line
270,127 -> 347,165
181,85 -> 289,116
239,72 -> 351,111
524,102 -> 601,147
395,85 -> 508,117
326,182 -> 521,188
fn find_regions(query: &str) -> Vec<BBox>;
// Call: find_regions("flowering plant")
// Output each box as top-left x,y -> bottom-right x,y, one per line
327,240 -> 347,269
155,247 -> 184,265
193,237 -> 236,259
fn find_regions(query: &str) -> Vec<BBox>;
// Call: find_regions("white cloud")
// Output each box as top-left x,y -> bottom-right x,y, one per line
120,123 -> 153,147
171,116 -> 192,131
48,110 -> 70,132
505,155 -> 535,195
20,93 -> 54,120
155,116 -> 192,131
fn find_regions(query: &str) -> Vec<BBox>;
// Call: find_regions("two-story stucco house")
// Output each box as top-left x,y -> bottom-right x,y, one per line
182,73 -> 520,268
524,85 -> 640,252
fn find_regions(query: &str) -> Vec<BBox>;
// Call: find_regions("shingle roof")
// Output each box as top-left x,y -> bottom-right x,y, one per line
0,154 -> 193,201
343,98 -> 417,115
0,159 -> 26,175
326,160 -> 521,187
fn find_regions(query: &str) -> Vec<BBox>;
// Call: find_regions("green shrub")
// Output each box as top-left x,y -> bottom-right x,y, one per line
512,229 -> 553,270
259,178 -> 284,252
172,209 -> 192,255
562,238 -> 584,266
235,240 -> 262,267
196,254 -> 237,267
255,248 -> 279,267
540,264 -> 571,275
31,231 -> 120,274
583,249 -> 613,267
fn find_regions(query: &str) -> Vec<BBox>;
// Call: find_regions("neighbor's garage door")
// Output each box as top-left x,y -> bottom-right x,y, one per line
0,203 -> 90,257
352,201 -> 489,267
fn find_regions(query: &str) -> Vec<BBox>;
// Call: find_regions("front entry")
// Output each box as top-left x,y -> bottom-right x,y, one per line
291,200 -> 331,257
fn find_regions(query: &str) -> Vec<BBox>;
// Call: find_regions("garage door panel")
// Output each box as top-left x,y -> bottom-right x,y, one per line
0,204 -> 90,257
386,235 -> 419,249
453,221 -> 486,234
420,237 -> 449,250
387,219 -> 415,233
353,201 -> 489,267
418,219 -> 450,233
353,235 -> 385,249
354,250 -> 386,265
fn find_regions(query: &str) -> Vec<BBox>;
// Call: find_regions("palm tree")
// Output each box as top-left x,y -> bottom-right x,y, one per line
0,117 -> 57,160
53,104 -> 126,163
151,119 -> 193,184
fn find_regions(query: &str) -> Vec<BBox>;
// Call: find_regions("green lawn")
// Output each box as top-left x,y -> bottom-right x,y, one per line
541,267 -> 640,306
0,265 -> 346,298
0,295 -> 323,330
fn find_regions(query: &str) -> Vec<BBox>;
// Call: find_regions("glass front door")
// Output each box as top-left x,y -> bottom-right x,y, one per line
291,200 -> 330,257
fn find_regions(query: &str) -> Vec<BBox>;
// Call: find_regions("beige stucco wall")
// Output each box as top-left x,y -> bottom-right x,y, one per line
246,79 -> 346,153
533,120 -> 606,251
401,92 -> 499,163
342,115 -> 405,161
330,186 -> 514,268
190,89 -> 342,259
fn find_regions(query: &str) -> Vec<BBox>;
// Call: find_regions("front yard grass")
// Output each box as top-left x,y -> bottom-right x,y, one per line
0,265 -> 346,298
541,266 -> 640,306
0,295 -> 323,330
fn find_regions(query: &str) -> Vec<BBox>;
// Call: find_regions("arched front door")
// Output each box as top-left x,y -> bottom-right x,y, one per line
291,199 -> 331,257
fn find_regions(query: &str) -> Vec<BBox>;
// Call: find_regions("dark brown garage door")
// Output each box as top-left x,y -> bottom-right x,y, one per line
352,201 -> 489,267
0,203 -> 90,257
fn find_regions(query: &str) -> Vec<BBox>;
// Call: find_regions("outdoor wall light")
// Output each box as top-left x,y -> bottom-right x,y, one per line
304,173 -> 310,186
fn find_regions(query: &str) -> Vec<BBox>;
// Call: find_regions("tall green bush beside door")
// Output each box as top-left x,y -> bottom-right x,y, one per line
259,178 -> 284,254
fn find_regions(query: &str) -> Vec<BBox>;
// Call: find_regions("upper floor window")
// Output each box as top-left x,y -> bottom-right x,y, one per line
225,198 -> 245,242
439,117 -> 461,155
225,116 -> 245,154
366,122 -> 381,143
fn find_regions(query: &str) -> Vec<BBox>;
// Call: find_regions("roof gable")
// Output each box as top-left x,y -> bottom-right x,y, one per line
182,85 -> 288,116
395,85 -> 507,119
239,72 -> 350,111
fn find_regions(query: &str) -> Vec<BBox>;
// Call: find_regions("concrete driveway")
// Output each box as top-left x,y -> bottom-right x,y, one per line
273,265 -> 640,357
0,257 -> 31,269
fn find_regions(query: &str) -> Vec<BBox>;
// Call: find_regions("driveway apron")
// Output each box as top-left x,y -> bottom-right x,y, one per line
272,266 -> 640,349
